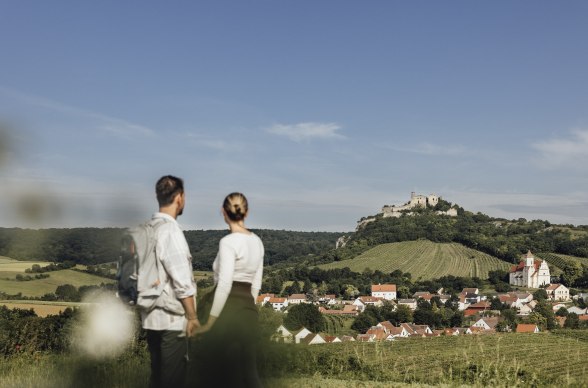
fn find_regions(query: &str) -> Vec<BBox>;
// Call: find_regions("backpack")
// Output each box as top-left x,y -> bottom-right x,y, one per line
117,218 -> 184,315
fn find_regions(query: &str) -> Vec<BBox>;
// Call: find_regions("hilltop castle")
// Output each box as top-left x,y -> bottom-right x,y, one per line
381,192 -> 457,218
356,192 -> 457,230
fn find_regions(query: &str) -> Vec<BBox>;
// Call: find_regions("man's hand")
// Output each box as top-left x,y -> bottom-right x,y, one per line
186,318 -> 201,337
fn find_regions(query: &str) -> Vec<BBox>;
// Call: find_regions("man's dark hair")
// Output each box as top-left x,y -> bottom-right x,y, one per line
156,175 -> 184,207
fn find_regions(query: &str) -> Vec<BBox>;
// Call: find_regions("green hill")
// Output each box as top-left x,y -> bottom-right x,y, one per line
536,252 -> 588,275
319,240 -> 511,280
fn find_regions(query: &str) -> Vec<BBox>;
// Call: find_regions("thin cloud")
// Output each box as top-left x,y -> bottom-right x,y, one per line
0,86 -> 156,139
532,129 -> 588,168
184,133 -> 234,151
266,122 -> 345,142
384,142 -> 468,156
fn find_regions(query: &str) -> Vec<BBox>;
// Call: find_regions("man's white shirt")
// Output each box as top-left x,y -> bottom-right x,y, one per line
141,212 -> 196,331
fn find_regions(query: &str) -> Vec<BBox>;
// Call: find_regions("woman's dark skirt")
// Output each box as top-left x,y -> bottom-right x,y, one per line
188,282 -> 262,388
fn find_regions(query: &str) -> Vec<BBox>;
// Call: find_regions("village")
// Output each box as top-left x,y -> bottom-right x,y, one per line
258,251 -> 588,345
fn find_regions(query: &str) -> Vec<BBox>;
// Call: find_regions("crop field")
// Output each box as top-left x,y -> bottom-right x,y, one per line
537,252 -> 588,272
0,269 -> 115,297
319,240 -> 511,280
1,331 -> 587,387
0,300 -> 80,317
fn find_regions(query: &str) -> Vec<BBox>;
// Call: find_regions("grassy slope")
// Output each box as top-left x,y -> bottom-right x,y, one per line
319,240 -> 511,280
536,252 -> 588,276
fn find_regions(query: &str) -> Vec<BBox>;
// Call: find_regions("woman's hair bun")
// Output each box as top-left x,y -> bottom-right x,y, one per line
223,192 -> 248,222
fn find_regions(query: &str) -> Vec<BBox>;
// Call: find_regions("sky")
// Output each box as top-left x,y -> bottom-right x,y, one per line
1,1 -> 588,232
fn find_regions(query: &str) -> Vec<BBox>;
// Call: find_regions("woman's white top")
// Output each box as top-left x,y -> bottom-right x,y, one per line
209,232 -> 264,318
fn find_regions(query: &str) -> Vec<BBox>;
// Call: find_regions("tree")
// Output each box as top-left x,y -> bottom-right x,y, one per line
564,313 -> 580,329
561,262 -> 583,287
55,284 -> 80,302
351,313 -> 377,333
283,303 -> 325,332
555,307 -> 569,317
533,288 -> 548,302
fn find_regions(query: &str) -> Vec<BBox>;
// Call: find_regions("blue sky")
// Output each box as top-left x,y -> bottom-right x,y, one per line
1,1 -> 588,231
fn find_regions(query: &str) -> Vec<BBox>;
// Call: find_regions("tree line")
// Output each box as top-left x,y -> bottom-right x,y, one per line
0,227 -> 340,270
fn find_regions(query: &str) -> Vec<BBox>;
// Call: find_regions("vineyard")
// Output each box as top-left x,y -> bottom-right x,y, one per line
319,240 -> 511,280
272,330 -> 588,387
537,252 -> 588,274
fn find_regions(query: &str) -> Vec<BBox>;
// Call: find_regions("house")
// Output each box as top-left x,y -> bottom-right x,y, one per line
464,301 -> 491,317
340,335 -> 356,342
256,293 -> 274,305
324,335 -> 342,343
371,284 -> 397,300
518,304 -> 535,316
319,294 -> 338,305
457,294 -> 470,311
545,284 -> 570,301
471,317 -> 500,331
376,321 -> 410,339
579,315 -> 588,322
400,323 -> 432,336
356,334 -> 376,342
319,305 -> 359,316
516,324 -> 540,333
414,292 -> 450,304
273,325 -> 294,343
294,327 -> 313,344
462,292 -> 482,304
455,327 -> 473,335
568,307 -> 588,315
268,297 -> 288,311
462,288 -> 479,295
509,251 -> 550,288
288,294 -> 307,305
397,299 -> 418,310
556,316 -> 567,327
443,328 -> 460,336
302,333 -> 326,345
366,326 -> 388,341
353,296 -> 383,312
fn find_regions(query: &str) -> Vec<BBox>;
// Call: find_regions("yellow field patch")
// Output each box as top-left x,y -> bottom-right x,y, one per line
0,301 -> 78,317
0,260 -> 52,272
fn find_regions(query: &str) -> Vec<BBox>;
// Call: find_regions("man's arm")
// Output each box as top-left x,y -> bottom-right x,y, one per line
180,295 -> 200,336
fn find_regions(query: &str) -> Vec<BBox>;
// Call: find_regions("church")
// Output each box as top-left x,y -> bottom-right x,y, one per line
509,251 -> 550,288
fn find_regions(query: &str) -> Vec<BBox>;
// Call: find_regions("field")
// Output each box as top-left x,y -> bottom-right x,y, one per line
319,240 -> 511,280
1,331 -> 587,387
537,252 -> 588,273
0,269 -> 115,297
0,300 -> 80,317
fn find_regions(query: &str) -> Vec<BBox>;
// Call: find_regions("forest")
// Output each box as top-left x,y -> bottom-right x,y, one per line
0,227 -> 340,269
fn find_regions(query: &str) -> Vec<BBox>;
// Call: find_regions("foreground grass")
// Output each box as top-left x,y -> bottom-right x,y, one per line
1,331 -> 587,387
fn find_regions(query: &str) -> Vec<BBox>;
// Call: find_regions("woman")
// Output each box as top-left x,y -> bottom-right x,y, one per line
193,192 -> 264,388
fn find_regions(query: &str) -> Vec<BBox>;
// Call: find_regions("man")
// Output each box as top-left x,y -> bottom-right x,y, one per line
141,175 -> 199,388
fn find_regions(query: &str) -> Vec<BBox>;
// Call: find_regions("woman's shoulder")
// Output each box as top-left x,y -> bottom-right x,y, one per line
221,232 -> 263,245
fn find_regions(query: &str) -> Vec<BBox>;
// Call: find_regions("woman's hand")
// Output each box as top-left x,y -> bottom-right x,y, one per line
193,315 -> 217,336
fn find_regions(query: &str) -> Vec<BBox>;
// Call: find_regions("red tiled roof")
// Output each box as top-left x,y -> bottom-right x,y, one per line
510,257 -> 542,273
288,294 -> 306,300
516,324 -> 539,333
269,297 -> 287,303
372,284 -> 397,292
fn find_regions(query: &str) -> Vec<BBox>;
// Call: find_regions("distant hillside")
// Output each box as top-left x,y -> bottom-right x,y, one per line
319,240 -> 511,280
320,200 -> 588,267
0,228 -> 340,269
